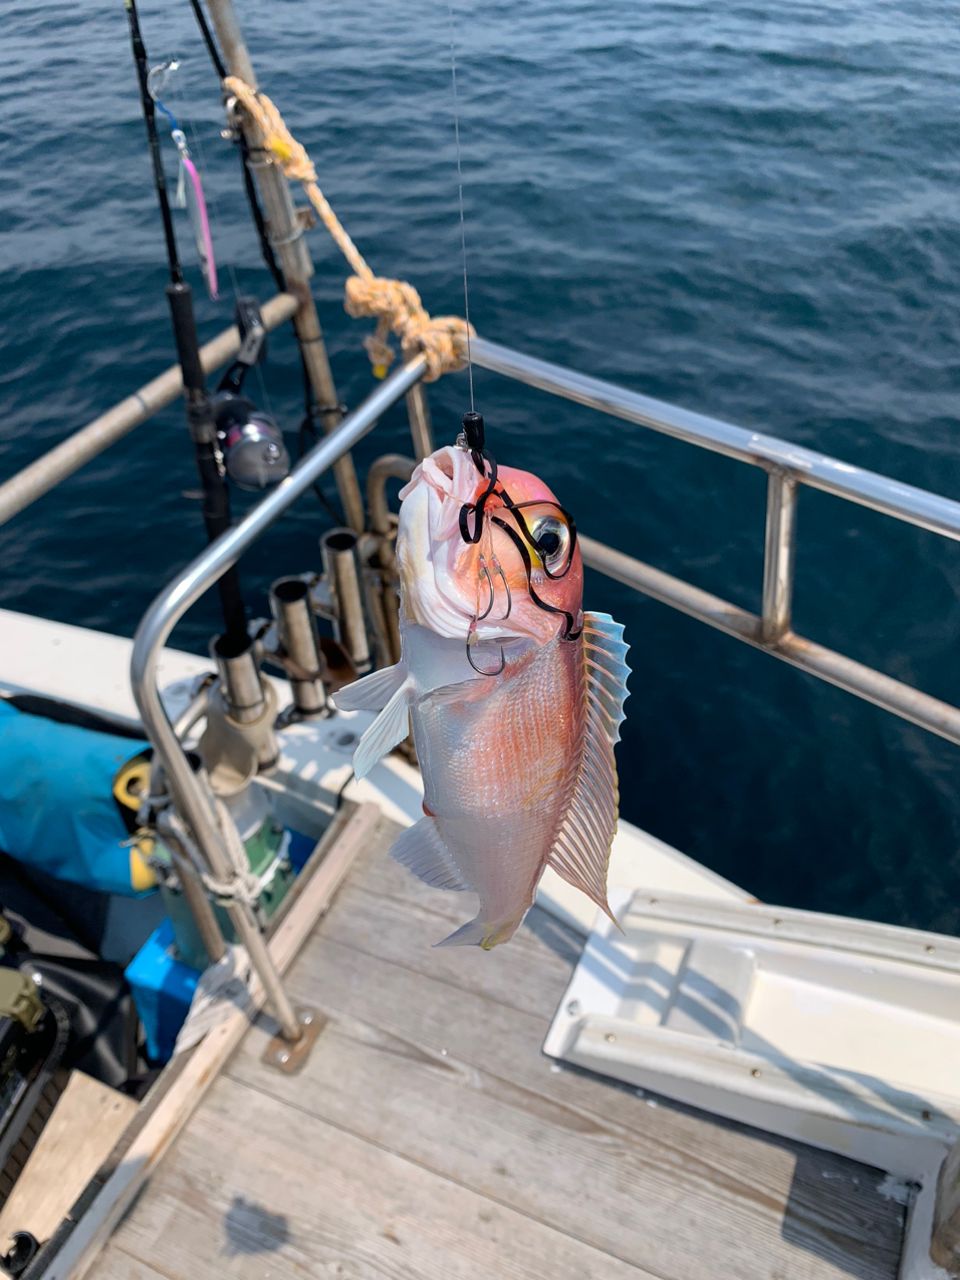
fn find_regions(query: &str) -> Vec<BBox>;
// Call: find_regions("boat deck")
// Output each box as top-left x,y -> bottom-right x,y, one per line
96,817 -> 905,1280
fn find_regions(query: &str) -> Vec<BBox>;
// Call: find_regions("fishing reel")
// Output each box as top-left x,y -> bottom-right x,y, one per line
212,298 -> 291,491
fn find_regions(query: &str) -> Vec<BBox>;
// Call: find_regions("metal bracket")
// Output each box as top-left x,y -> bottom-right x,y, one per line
261,1006 -> 325,1073
234,296 -> 267,369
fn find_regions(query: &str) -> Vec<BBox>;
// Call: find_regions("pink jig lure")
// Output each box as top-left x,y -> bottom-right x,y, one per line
147,61 -> 218,301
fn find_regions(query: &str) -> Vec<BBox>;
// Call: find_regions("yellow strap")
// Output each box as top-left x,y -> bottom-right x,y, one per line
224,76 -> 474,382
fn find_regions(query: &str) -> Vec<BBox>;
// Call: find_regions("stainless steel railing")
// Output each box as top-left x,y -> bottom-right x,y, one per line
129,357 -> 427,1037
472,338 -> 960,542
10,326 -> 960,1034
471,337 -> 960,747
7,324 -> 960,748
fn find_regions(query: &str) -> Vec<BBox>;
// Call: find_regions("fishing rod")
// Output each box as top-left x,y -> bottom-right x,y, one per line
123,0 -> 247,647
184,0 -> 345,527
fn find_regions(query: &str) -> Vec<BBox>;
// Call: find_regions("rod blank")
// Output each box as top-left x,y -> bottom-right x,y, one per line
321,529 -> 372,675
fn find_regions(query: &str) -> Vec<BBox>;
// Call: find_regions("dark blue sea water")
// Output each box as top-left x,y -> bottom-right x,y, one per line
3,1 -> 960,933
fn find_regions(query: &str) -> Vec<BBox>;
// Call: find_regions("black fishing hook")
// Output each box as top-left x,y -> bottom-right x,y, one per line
456,409 -> 578,648
490,556 -> 512,619
466,617 -> 506,676
476,555 -> 496,622
458,449 -> 500,543
495,496 -> 579,580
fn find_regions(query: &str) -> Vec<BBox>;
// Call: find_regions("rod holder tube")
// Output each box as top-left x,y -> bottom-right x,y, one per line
212,632 -> 267,724
321,529 -> 372,674
367,454 -> 416,547
404,381 -> 434,460
270,577 -> 326,716
761,472 -> 798,644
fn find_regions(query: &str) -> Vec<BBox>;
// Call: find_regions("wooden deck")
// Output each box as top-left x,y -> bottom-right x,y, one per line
95,817 -> 904,1280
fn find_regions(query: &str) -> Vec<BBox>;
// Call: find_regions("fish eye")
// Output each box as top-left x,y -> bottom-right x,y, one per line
531,514 -> 571,574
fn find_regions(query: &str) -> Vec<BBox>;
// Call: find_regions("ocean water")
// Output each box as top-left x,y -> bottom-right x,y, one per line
2,0 -> 960,933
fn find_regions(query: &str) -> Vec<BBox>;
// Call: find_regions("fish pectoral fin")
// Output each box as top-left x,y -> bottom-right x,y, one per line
547,612 -> 630,929
390,817 -> 471,892
350,680 -> 413,780
333,662 -> 408,713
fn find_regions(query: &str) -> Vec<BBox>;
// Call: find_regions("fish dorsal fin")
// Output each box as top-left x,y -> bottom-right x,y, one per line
547,612 -> 630,924
390,817 -> 471,892
333,662 -> 408,713
350,679 -> 413,780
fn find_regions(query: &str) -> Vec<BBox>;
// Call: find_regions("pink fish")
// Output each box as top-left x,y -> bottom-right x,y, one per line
334,436 -> 629,948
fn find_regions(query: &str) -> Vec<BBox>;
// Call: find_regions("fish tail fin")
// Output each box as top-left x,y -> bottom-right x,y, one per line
434,909 -> 527,951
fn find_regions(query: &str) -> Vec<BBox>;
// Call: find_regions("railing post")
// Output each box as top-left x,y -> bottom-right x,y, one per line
761,471 -> 798,644
404,380 -> 434,460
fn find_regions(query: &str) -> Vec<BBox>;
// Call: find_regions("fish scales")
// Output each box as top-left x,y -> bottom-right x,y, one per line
413,635 -> 581,925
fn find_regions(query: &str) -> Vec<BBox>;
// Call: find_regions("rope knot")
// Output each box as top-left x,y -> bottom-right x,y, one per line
345,275 -> 474,382
224,76 -> 316,184
224,75 -> 474,382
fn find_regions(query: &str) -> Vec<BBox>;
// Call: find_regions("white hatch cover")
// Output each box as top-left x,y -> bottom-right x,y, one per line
545,890 -> 960,1175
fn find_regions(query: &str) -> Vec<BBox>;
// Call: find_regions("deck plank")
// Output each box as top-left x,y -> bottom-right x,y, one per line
94,1248 -> 170,1280
101,1074 -> 655,1280
230,939 -> 901,1280
97,817 -> 904,1280
323,880 -> 577,1017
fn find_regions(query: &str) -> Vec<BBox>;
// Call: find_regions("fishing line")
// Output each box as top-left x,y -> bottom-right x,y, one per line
448,2 -> 475,412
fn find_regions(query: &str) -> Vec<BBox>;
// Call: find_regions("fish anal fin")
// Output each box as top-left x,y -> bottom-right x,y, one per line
390,817 -> 471,893
333,662 -> 408,713
351,681 -> 412,780
547,611 -> 630,928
